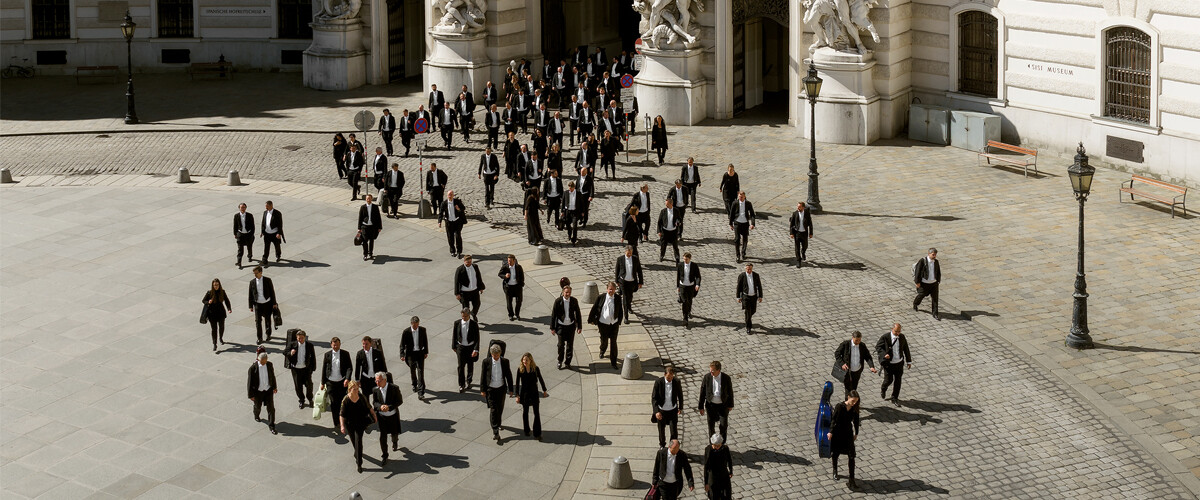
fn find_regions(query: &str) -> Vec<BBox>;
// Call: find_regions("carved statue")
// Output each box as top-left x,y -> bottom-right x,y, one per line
315,0 -> 362,21
632,0 -> 705,50
432,0 -> 486,34
802,0 -> 879,55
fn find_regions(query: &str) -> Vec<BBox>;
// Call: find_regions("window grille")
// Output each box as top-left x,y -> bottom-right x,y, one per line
31,0 -> 70,40
958,11 -> 998,98
1104,27 -> 1151,124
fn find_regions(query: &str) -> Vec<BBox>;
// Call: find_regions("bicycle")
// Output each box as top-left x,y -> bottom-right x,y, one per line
1,57 -> 34,78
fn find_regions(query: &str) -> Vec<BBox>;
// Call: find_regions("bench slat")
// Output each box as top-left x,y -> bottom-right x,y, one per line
1120,188 -> 1178,204
1130,175 -> 1187,194
980,152 -> 1034,166
986,141 -> 1038,157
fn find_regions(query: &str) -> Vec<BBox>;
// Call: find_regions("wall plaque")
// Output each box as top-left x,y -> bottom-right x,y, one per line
1106,135 -> 1144,163
202,7 -> 270,16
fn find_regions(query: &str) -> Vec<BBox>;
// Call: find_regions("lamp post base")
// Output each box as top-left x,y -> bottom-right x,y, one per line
1065,331 -> 1094,349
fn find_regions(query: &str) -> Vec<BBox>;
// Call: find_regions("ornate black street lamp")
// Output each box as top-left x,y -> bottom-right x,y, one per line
803,63 -> 823,212
120,12 -> 138,125
1066,143 -> 1095,349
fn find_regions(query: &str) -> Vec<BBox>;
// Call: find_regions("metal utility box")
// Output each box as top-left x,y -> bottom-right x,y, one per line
908,104 -> 951,145
950,110 -> 1001,151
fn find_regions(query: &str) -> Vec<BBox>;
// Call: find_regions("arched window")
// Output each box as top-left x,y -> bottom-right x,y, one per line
958,11 -> 998,98
1103,27 -> 1151,124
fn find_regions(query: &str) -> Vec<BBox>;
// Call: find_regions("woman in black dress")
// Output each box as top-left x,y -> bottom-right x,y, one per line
650,115 -> 668,164
718,164 -> 740,213
201,278 -> 232,352
514,352 -> 548,439
621,206 -> 641,257
333,133 -> 348,179
340,380 -> 377,473
523,187 -> 545,245
827,390 -> 861,489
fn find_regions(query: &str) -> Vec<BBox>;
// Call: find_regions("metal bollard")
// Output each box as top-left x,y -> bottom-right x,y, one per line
0,168 -> 14,184
533,245 -> 551,265
227,170 -> 241,186
608,456 -> 633,489
581,281 -> 600,304
177,167 -> 191,183
621,353 -> 642,380
418,198 -> 433,219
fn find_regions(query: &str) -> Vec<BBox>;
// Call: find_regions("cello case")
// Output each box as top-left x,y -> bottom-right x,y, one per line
815,381 -> 834,458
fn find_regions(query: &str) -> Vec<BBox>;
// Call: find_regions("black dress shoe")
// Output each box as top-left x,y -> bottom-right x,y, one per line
912,304 -> 918,312
934,314 -> 942,321
557,363 -> 564,370
299,402 -> 305,409
357,465 -> 363,473
212,345 -> 217,352
382,457 -> 388,465
270,427 -> 278,435
847,479 -> 858,489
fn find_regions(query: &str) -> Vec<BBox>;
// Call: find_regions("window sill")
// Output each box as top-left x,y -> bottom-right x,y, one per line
945,92 -> 1007,108
1089,115 -> 1161,135
25,38 -> 77,44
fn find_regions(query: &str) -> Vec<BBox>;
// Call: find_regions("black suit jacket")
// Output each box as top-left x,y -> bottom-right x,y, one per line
680,164 -> 701,185
657,207 -> 683,235
697,372 -> 734,410
875,333 -> 914,365
614,255 -> 643,285
789,209 -> 813,235
438,198 -> 467,226
246,361 -> 277,398
429,90 -> 446,110
400,326 -> 429,360
438,108 -> 458,131
425,169 -> 449,191
587,292 -> 625,325
322,349 -> 353,386
914,257 -> 941,285
247,276 -> 276,310
577,175 -> 594,198
454,264 -> 486,294
378,114 -> 396,133
735,272 -> 763,301
652,448 -> 695,488
233,212 -> 255,237
549,296 -> 582,330
372,154 -> 388,176
479,356 -> 514,392
498,263 -> 525,288
346,151 -> 365,170
543,177 -> 563,199
834,340 -> 875,373
384,169 -> 405,192
666,186 -> 689,207
703,445 -> 734,489
284,340 -> 316,371
676,261 -> 701,289
451,319 -> 480,352
354,348 -> 387,382
484,110 -> 502,130
727,200 -> 756,226
372,383 -> 402,412
651,376 -> 684,413
358,203 -> 382,231
261,209 -> 283,236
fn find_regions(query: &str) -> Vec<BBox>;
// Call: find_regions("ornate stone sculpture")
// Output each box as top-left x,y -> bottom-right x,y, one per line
432,0 -> 486,34
802,0 -> 879,55
632,0 -> 705,50
316,0 -> 362,21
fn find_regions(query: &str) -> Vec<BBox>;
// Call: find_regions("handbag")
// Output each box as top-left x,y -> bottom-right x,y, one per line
199,303 -> 210,324
643,485 -> 658,500
313,387 -> 328,420
272,305 -> 283,326
354,231 -> 363,246
830,362 -> 847,382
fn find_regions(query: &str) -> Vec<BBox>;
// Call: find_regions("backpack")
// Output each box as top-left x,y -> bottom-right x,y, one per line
911,259 -> 921,282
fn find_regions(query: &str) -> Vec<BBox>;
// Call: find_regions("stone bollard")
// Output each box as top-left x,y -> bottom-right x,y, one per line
608,456 -> 633,489
0,168 -> 14,184
533,245 -> 551,265
177,167 -> 191,183
418,198 -> 433,219
621,353 -> 642,380
581,281 -> 600,304
227,170 -> 241,186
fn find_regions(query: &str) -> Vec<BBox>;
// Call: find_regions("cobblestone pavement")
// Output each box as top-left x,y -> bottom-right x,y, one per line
3,74 -> 1198,497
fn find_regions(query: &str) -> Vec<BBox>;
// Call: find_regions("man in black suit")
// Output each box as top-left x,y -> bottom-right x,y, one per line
483,80 -> 498,110
285,330 -> 316,408
588,282 -> 625,369
478,147 -> 501,208
876,323 -> 913,404
234,203 -> 255,269
727,192 -> 755,262
345,144 -> 365,201
523,152 -> 544,192
438,190 -> 467,257
428,84 -> 446,131
372,372 -> 402,463
456,88 -> 475,142
543,170 -> 563,228
835,330 -> 877,396
550,285 -> 583,369
358,194 -> 382,260
355,336 -> 387,404
680,157 -> 701,213
514,91 -> 531,134
697,360 -> 734,441
577,167 -> 595,226
426,162 -> 448,216
322,336 -> 353,430
550,111 -> 566,147
573,141 -> 594,174
247,352 -> 278,434
658,197 -> 682,263
578,101 -> 594,142
451,308 -> 480,392
562,181 -> 582,245
383,163 -> 404,218
347,133 -> 364,157
502,102 -> 519,137
652,366 -> 684,448
913,248 -> 941,320
413,105 -> 432,140
789,201 -> 814,267
378,108 -> 396,155
454,253 -> 485,319
400,316 -> 429,398
371,147 -> 388,191
652,440 -> 695,500
260,200 -> 284,265
614,246 -> 643,323
534,103 -> 551,138
248,266 -> 276,344
484,104 -> 502,149
498,254 -> 525,320
439,103 -> 458,149
667,179 -> 689,220
676,252 -> 700,328
735,263 -> 763,333
479,343 -> 514,442
629,184 -> 651,241
398,109 -> 414,156
567,95 -> 582,146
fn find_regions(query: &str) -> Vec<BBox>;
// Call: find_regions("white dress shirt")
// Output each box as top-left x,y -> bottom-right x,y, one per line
489,358 -> 504,388
558,298 -> 574,325
849,343 -> 861,371
663,451 -> 678,483
922,257 -> 937,284
743,273 -> 756,296
890,333 -> 905,364
329,350 -> 344,381
294,342 -> 307,369
460,321 -> 472,346
600,294 -> 617,324
463,265 -> 478,291
377,384 -> 397,415
255,278 -> 268,304
661,378 -> 676,410
257,362 -> 270,391
711,375 -> 723,404
363,348 -> 375,377
735,202 -> 748,224
264,210 -> 277,234
623,256 -> 634,282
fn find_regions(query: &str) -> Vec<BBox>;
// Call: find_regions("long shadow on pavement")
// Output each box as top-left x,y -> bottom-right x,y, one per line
862,406 -> 943,426
856,477 -> 950,495
735,447 -> 813,469
1091,342 -> 1200,356
381,447 -> 470,478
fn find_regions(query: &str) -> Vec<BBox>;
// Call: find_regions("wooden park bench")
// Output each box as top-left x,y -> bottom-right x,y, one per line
1119,174 -> 1188,218
74,65 -> 119,84
189,61 -> 233,80
978,140 -> 1038,178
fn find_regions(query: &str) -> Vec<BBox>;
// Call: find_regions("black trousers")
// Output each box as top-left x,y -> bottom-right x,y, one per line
335,155 -> 346,178
709,485 -> 732,500
459,115 -> 472,141
882,363 -> 904,399
656,408 -> 678,447
844,368 -> 864,396
794,232 -> 809,262
359,377 -> 376,404
440,127 -> 454,148
579,124 -> 592,141
659,231 -> 679,262
209,318 -> 225,345
406,356 -> 426,395
504,284 -> 523,318
378,416 -> 399,458
483,177 -> 498,206
564,210 -> 580,243
401,132 -> 413,155
733,222 -> 749,258
655,147 -> 666,163
347,169 -> 362,198
348,427 -> 366,467
569,120 -> 578,144
361,227 -> 378,257
446,224 -> 464,255
636,213 -> 650,240
486,386 -> 506,432
522,399 -> 541,436
832,452 -> 856,480
682,182 -> 699,210
545,196 -> 561,227
429,187 -> 444,214
554,325 -> 576,365
619,280 -> 638,318
678,286 -> 696,320
658,480 -> 683,500
262,233 -> 282,262
914,282 -> 939,316
381,130 -> 394,154
741,297 -> 757,330
487,127 -> 500,148
253,305 -> 274,343
291,367 -> 314,404
601,156 -> 616,177
722,192 -> 735,214
236,233 -> 254,265
326,381 -> 347,427
705,402 -> 729,439
459,290 -> 480,318
252,389 -> 275,426
597,322 -> 619,366
384,188 -> 401,215
456,346 -> 475,388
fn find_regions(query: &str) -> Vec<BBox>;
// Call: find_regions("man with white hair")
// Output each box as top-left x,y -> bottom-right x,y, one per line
703,433 -> 734,500
479,344 -> 513,442
372,372 -> 402,464
247,351 -> 278,434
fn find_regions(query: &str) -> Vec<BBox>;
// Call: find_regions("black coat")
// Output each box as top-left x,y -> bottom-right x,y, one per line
498,263 -> 525,288
247,276 -> 276,310
829,402 -> 860,456
425,169 -> 449,191
514,367 -> 547,402
651,376 -> 684,413
233,212 -> 255,237
354,348 -> 387,382
202,289 -> 231,321
322,349 -> 353,386
790,209 -> 813,235
383,169 -> 405,193
372,383 -> 403,433
719,173 -> 740,199
703,445 -> 734,489
657,207 -> 682,236
428,90 -> 446,110
400,326 -> 429,360
875,333 -> 914,365
450,319 -> 480,352
479,153 -> 501,177
914,257 -> 941,285
652,448 -> 694,488
697,372 -> 734,410
621,215 -> 640,242
284,340 -> 317,371
651,122 -> 668,149
614,255 -> 643,285
358,203 -> 382,231
549,296 -> 582,330
438,198 -> 467,226
261,209 -> 283,236
680,164 -> 701,185
727,200 -> 756,226
453,264 -> 487,295
735,272 -> 762,301
676,261 -> 701,289
246,361 -> 277,398
587,292 -> 625,325
478,356 -> 513,392
834,340 -> 875,375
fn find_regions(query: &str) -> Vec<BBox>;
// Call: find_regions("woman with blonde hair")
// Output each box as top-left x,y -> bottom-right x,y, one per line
340,380 -> 377,473
514,352 -> 549,440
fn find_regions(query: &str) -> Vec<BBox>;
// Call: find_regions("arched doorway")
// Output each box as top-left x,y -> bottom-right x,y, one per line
541,0 -> 641,67
733,16 -> 790,120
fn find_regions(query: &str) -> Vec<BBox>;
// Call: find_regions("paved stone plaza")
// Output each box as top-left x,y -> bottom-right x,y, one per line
2,74 -> 1198,499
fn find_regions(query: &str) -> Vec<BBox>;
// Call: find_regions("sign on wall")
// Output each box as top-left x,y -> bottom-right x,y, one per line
201,7 -> 270,16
